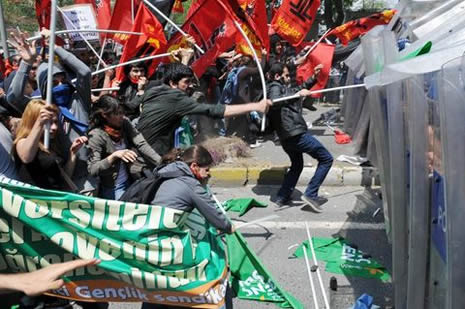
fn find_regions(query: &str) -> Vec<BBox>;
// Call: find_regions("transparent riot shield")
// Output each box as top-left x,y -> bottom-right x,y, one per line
385,80 -> 408,309
405,75 -> 431,309
437,54 -> 465,309
426,69 -> 447,309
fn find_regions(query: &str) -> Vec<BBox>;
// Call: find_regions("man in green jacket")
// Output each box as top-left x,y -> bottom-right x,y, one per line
136,63 -> 272,155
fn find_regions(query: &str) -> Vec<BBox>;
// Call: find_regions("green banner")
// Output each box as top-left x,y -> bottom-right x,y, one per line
0,177 -> 228,308
293,237 -> 391,282
227,232 -> 304,309
223,198 -> 268,217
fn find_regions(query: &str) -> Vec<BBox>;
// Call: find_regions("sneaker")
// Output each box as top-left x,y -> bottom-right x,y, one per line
301,195 -> 328,213
275,196 -> 291,207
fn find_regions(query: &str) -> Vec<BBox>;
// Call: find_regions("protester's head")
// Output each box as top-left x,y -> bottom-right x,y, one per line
162,145 -> 214,183
8,54 -> 21,67
124,63 -> 146,84
270,35 -> 283,55
240,55 -> 253,67
269,63 -> 290,85
163,63 -> 194,92
37,62 -> 73,106
28,59 -> 40,84
15,99 -> 60,148
89,95 -> 124,130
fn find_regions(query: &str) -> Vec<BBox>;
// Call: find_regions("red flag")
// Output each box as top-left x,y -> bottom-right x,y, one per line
296,43 -> 335,98
115,4 -> 167,81
35,0 -> 52,29
75,0 -> 112,31
172,0 -> 184,13
271,0 -> 320,46
167,0 -> 236,77
327,9 -> 396,45
108,0 -> 142,43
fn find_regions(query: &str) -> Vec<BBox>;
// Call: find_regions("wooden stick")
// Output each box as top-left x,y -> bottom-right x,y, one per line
272,84 -> 366,103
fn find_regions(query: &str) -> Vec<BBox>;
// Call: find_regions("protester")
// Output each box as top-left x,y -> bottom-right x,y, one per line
87,95 -> 161,200
267,63 -> 333,211
38,29 -> 96,194
137,62 -> 272,156
0,110 -> 19,180
13,99 -> 87,191
116,63 -> 148,120
141,145 -> 234,309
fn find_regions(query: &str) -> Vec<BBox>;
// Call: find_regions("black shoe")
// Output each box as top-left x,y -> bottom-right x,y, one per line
301,195 -> 328,213
275,197 -> 291,207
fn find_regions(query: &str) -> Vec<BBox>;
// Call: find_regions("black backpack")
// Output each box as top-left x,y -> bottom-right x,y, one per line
119,167 -> 183,204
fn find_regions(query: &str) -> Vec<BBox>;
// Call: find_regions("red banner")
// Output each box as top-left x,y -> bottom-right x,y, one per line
35,0 -> 51,29
296,42 -> 335,98
75,0 -> 112,31
271,0 -> 320,46
115,4 -> 167,81
234,0 -> 269,55
167,0 -> 236,77
327,9 -> 396,45
108,0 -> 142,43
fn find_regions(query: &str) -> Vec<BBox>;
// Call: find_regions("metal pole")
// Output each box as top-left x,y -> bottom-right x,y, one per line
27,29 -> 144,42
232,20 -> 268,132
305,222 -> 330,308
0,0 -> 9,58
96,38 -> 107,71
272,84 -> 367,104
142,0 -> 205,54
90,52 -> 171,76
44,0 -> 59,150
303,247 -> 320,309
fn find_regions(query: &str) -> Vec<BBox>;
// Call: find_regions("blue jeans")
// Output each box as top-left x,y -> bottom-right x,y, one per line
100,181 -> 129,200
278,132 -> 333,199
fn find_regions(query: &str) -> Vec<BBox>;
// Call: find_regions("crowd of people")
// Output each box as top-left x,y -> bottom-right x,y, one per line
0,26 -> 334,306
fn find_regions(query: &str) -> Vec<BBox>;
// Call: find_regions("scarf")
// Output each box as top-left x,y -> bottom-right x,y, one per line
52,83 -> 88,135
104,125 -> 122,142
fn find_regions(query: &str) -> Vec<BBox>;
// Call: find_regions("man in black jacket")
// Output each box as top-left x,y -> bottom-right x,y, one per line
267,63 -> 333,212
137,63 -> 272,155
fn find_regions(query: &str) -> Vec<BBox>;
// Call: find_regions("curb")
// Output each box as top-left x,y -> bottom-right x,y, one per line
210,165 -> 378,187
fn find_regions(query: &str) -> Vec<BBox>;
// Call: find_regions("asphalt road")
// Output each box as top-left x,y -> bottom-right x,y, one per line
99,184 -> 392,309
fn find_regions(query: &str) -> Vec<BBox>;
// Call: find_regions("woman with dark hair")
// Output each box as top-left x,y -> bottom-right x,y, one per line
141,145 -> 233,309
87,95 -> 160,200
115,63 -> 147,120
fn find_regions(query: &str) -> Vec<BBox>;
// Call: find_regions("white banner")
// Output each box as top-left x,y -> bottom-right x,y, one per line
60,4 -> 99,42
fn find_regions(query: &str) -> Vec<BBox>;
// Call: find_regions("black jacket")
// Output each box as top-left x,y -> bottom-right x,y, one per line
136,85 -> 226,155
267,77 -> 317,141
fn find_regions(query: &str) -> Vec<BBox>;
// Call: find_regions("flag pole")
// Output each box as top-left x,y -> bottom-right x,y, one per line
232,20 -> 268,132
96,38 -> 107,71
142,0 -> 205,54
90,52 -> 171,76
303,29 -> 331,58
44,0 -> 59,150
303,245 -> 320,309
131,0 -> 136,24
305,222 -> 330,309
57,7 -> 106,65
0,0 -> 9,59
272,84 -> 366,104
27,29 -> 144,42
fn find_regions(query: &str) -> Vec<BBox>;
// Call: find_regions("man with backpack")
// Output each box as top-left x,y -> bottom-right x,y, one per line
136,63 -> 272,156
267,62 -> 333,212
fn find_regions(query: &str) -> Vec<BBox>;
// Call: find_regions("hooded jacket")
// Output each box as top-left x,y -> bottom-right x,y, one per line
36,47 -> 94,192
151,161 -> 232,233
137,85 -> 226,155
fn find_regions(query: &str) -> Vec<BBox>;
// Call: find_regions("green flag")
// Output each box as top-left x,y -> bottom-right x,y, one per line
293,237 -> 391,282
223,198 -> 267,216
400,41 -> 432,61
226,231 -> 304,309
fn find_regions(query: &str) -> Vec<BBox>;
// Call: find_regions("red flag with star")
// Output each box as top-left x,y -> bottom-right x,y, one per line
115,4 -> 167,81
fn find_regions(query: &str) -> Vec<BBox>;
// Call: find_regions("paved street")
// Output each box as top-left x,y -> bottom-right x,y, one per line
105,184 -> 392,309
